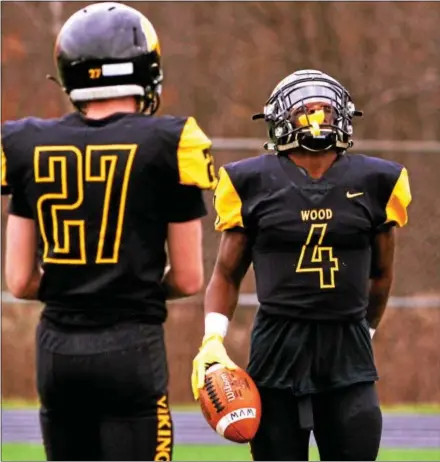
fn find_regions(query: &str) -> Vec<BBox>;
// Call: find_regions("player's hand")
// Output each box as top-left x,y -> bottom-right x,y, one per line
191,334 -> 237,400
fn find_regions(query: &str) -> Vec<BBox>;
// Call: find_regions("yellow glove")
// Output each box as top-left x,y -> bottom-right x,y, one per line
191,333 -> 237,400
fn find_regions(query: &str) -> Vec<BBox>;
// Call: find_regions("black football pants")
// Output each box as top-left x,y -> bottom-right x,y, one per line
250,382 -> 382,461
36,321 -> 173,461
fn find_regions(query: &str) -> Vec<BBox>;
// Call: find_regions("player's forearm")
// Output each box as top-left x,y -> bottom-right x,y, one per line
17,266 -> 42,300
162,281 -> 189,300
162,268 -> 193,300
366,276 -> 393,330
162,266 -> 203,300
367,228 -> 395,331
205,272 -> 241,320
202,230 -> 252,339
203,272 -> 241,339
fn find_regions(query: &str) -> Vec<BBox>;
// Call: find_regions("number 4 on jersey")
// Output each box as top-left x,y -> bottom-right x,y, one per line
296,223 -> 339,289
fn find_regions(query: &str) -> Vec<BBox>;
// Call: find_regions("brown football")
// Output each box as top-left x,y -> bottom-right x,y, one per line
198,363 -> 262,443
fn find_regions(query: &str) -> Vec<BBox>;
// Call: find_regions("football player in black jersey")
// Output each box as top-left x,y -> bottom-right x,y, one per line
192,69 -> 412,461
1,3 -> 217,461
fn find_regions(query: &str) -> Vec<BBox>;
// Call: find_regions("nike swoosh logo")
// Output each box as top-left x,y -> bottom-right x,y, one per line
346,191 -> 364,199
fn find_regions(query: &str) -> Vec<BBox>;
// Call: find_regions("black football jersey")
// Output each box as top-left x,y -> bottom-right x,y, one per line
1,112 -> 217,326
214,153 -> 411,321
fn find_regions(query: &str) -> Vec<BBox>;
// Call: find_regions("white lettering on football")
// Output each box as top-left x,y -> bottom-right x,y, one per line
215,408 -> 257,436
220,372 -> 235,402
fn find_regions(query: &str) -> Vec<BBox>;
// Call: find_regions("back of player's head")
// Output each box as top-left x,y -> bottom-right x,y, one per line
253,69 -> 363,154
54,2 -> 163,114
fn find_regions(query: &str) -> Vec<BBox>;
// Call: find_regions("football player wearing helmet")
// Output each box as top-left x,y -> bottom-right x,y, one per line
192,70 -> 412,461
2,3 -> 216,460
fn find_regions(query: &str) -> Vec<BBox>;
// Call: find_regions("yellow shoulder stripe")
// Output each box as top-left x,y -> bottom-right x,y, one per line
177,117 -> 216,190
385,167 -> 412,227
214,167 -> 244,231
1,145 -> 7,187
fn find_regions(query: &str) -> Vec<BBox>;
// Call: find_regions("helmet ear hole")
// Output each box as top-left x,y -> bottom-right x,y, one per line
146,92 -> 161,115
270,120 -> 294,146
150,63 -> 162,83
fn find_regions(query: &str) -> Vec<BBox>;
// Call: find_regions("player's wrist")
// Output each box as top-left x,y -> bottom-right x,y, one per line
204,312 -> 229,340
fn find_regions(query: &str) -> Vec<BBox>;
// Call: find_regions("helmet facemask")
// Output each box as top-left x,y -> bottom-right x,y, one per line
254,71 -> 363,154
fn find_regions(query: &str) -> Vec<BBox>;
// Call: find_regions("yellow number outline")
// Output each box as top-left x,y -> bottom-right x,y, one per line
35,145 -> 138,265
85,145 -> 137,263
296,223 -> 339,289
35,146 -> 86,264
1,146 -> 8,187
202,148 -> 216,187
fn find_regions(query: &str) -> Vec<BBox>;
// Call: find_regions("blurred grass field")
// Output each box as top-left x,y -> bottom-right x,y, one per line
2,444 -> 440,461
2,401 -> 440,461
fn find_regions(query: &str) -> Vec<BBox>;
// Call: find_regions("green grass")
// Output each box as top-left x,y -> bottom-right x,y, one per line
2,399 -> 40,410
4,400 -> 439,461
173,402 -> 440,414
381,403 -> 440,414
3,399 -> 440,414
2,444 -> 440,461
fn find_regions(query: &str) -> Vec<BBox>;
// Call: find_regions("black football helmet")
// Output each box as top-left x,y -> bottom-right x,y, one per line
54,2 -> 163,113
252,69 -> 363,154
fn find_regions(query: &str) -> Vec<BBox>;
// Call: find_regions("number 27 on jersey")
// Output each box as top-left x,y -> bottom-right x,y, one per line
34,144 -> 137,265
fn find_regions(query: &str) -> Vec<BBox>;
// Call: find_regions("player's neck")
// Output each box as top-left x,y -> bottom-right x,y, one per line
287,151 -> 339,179
83,97 -> 138,120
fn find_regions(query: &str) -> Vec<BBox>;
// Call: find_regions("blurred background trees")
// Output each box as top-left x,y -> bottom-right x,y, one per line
2,2 -> 439,140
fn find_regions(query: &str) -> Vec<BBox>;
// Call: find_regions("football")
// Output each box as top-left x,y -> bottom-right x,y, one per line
198,363 -> 262,443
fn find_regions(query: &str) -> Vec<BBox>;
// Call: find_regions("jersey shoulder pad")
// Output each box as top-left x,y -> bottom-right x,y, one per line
1,119 -> 32,194
1,117 -> 57,195
214,155 -> 266,232
3,116 -> 56,137
154,115 -> 216,190
356,154 -> 412,228
3,118 -> 31,140
2,116 -> 58,148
